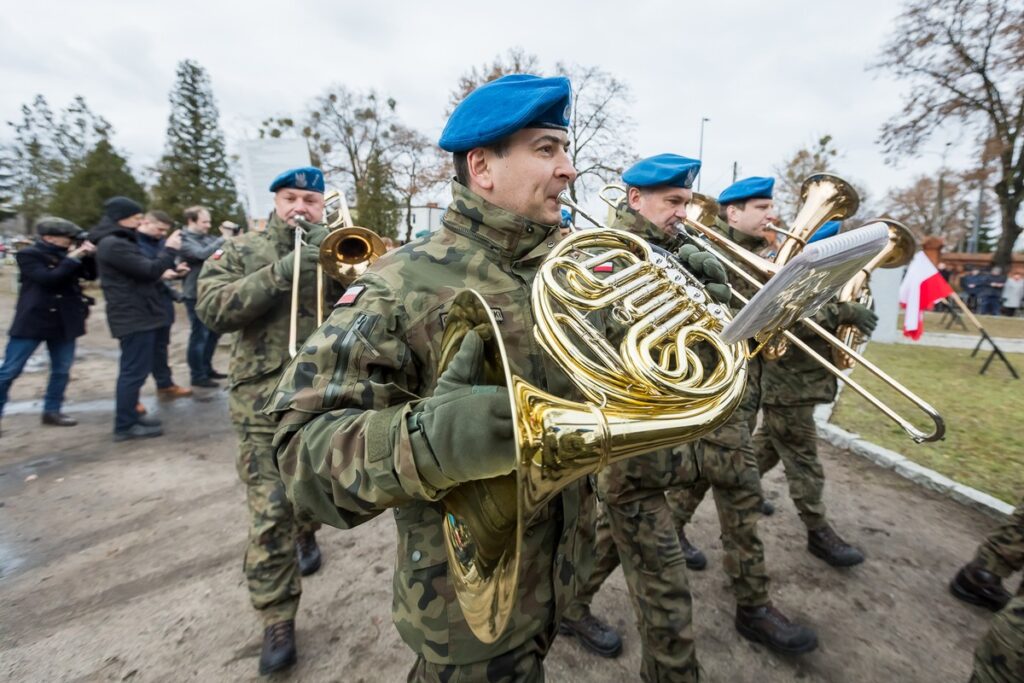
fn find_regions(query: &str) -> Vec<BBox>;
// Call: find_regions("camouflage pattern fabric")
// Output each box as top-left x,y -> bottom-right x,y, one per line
970,595 -> 1024,683
976,499 -> 1024,579
407,628 -> 555,682
196,212 -> 333,623
753,404 -> 827,530
266,182 -> 596,669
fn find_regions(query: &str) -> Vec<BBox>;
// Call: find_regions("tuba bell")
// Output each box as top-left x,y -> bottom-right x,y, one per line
439,192 -> 750,644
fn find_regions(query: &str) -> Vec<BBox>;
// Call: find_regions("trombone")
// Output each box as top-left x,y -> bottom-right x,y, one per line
679,188 -> 944,443
288,190 -> 387,357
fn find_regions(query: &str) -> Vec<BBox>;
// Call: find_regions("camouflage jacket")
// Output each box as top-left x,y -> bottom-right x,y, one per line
707,216 -> 771,306
196,213 -> 337,432
595,203 -> 701,504
266,182 -> 596,665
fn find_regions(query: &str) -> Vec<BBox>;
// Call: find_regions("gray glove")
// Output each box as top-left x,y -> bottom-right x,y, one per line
409,331 -> 515,486
675,243 -> 732,305
838,302 -> 878,335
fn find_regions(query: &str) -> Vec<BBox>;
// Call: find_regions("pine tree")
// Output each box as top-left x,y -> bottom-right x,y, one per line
48,140 -> 145,229
354,150 -> 399,239
152,60 -> 241,225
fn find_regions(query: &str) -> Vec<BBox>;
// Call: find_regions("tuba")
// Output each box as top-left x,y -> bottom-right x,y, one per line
440,192 -> 749,644
289,190 -> 387,357
832,219 -> 916,369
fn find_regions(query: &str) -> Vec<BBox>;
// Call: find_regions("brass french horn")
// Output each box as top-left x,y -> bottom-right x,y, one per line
439,192 -> 749,643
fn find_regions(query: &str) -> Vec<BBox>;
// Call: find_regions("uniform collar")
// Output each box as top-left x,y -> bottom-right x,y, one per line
267,212 -> 295,247
716,217 -> 770,253
442,182 -> 557,261
610,200 -> 681,251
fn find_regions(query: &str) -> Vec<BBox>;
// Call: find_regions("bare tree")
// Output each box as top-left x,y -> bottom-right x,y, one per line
772,135 -> 842,223
556,62 -> 637,205
874,0 -> 1024,265
447,47 -> 542,113
883,166 -> 999,248
391,127 -> 450,242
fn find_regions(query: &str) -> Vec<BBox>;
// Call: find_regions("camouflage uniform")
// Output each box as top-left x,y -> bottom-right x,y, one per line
970,499 -> 1024,683
665,217 -> 772,609
564,203 -> 702,682
753,306 -> 846,531
266,183 -> 596,680
196,213 -> 327,626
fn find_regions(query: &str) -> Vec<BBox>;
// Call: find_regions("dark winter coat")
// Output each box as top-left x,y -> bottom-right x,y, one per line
90,217 -> 178,338
9,239 -> 97,341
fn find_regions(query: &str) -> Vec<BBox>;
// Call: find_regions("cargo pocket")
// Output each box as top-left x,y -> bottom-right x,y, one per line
393,519 -> 453,660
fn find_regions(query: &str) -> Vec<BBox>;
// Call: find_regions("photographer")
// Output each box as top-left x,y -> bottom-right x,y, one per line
0,217 -> 96,436
178,205 -> 231,389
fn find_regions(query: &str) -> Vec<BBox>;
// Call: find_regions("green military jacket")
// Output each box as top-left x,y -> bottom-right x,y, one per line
266,183 -> 596,665
595,203 -> 700,504
196,213 -> 335,433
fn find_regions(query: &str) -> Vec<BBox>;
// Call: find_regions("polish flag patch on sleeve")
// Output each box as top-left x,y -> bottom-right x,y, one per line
594,262 -> 614,273
212,249 -> 225,260
336,285 -> 366,307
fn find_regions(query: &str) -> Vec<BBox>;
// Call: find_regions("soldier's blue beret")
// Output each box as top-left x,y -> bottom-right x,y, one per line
718,176 -> 775,204
269,166 -> 325,193
622,154 -> 701,189
439,74 -> 572,153
807,220 -> 842,244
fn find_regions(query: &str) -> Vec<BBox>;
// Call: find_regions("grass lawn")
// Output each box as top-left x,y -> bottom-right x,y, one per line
830,343 -> 1023,505
906,311 -> 1024,339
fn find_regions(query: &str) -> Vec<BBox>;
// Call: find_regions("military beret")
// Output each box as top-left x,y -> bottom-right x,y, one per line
622,154 -> 701,189
35,216 -> 85,239
718,176 -> 775,205
269,166 -> 325,194
103,196 -> 144,221
439,74 -> 572,153
807,220 -> 842,244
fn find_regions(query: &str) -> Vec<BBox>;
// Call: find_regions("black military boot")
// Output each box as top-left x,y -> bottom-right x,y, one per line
735,604 -> 818,654
950,560 -> 1011,612
678,528 -> 708,571
259,619 -> 297,675
296,532 -> 322,577
558,607 -> 623,657
807,525 -> 865,567
41,412 -> 77,427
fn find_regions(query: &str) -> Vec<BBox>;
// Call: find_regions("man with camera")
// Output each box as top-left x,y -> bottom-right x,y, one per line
179,205 -> 230,389
0,217 -> 96,436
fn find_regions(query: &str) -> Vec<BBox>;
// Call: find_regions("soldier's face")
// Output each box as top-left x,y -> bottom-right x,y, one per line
473,128 -> 577,225
727,198 -> 776,238
629,186 -> 692,238
274,189 -> 325,227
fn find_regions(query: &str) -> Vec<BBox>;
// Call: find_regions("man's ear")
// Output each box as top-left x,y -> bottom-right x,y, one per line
725,204 -> 738,224
627,187 -> 642,210
466,148 -> 494,191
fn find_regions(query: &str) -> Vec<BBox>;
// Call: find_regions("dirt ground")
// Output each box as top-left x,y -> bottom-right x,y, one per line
0,291 -> 1005,682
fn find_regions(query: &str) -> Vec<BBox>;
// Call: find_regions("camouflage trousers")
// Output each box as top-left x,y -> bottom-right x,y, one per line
566,497 -> 700,682
975,499 -> 1024,578
407,627 -> 555,682
753,403 -> 828,530
236,430 -> 320,626
970,594 -> 1024,683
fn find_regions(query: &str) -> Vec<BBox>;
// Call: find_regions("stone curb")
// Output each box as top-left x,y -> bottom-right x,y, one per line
813,403 -> 1013,520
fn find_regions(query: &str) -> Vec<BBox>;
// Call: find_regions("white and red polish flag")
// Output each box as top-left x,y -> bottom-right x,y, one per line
898,251 -> 954,340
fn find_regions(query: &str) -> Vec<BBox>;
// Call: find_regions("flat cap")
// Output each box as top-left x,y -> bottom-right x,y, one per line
35,216 -> 85,239
718,176 -> 775,205
439,74 -> 572,153
269,166 -> 325,193
622,154 -> 701,189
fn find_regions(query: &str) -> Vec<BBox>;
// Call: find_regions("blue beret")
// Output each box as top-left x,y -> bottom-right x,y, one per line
808,220 -> 842,244
718,176 -> 775,204
439,74 -> 572,153
269,166 -> 325,193
622,154 -> 701,189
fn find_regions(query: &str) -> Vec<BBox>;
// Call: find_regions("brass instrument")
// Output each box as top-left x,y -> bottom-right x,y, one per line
442,191 -> 749,643
677,197 -> 944,443
833,219 -> 917,369
772,174 -> 860,266
288,190 -> 386,357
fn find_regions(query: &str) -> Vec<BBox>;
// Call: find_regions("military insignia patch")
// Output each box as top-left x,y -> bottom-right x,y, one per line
336,285 -> 365,306
594,262 -> 614,273
296,172 -> 308,188
212,249 -> 224,260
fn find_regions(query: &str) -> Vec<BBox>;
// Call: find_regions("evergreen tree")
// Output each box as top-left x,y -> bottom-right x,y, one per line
48,140 -> 145,229
354,150 -> 399,239
152,60 -> 241,225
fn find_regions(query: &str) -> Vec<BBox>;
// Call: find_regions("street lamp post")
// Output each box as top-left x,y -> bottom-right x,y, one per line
697,116 -> 710,192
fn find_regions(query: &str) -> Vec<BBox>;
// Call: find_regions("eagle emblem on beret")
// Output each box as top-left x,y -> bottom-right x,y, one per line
296,172 -> 307,188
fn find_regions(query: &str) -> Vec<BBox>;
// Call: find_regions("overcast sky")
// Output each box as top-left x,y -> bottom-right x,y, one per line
0,0 -> 980,217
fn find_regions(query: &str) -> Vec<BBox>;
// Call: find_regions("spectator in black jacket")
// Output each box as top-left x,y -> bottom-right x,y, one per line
137,210 -> 192,400
91,196 -> 182,441
0,217 -> 96,436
